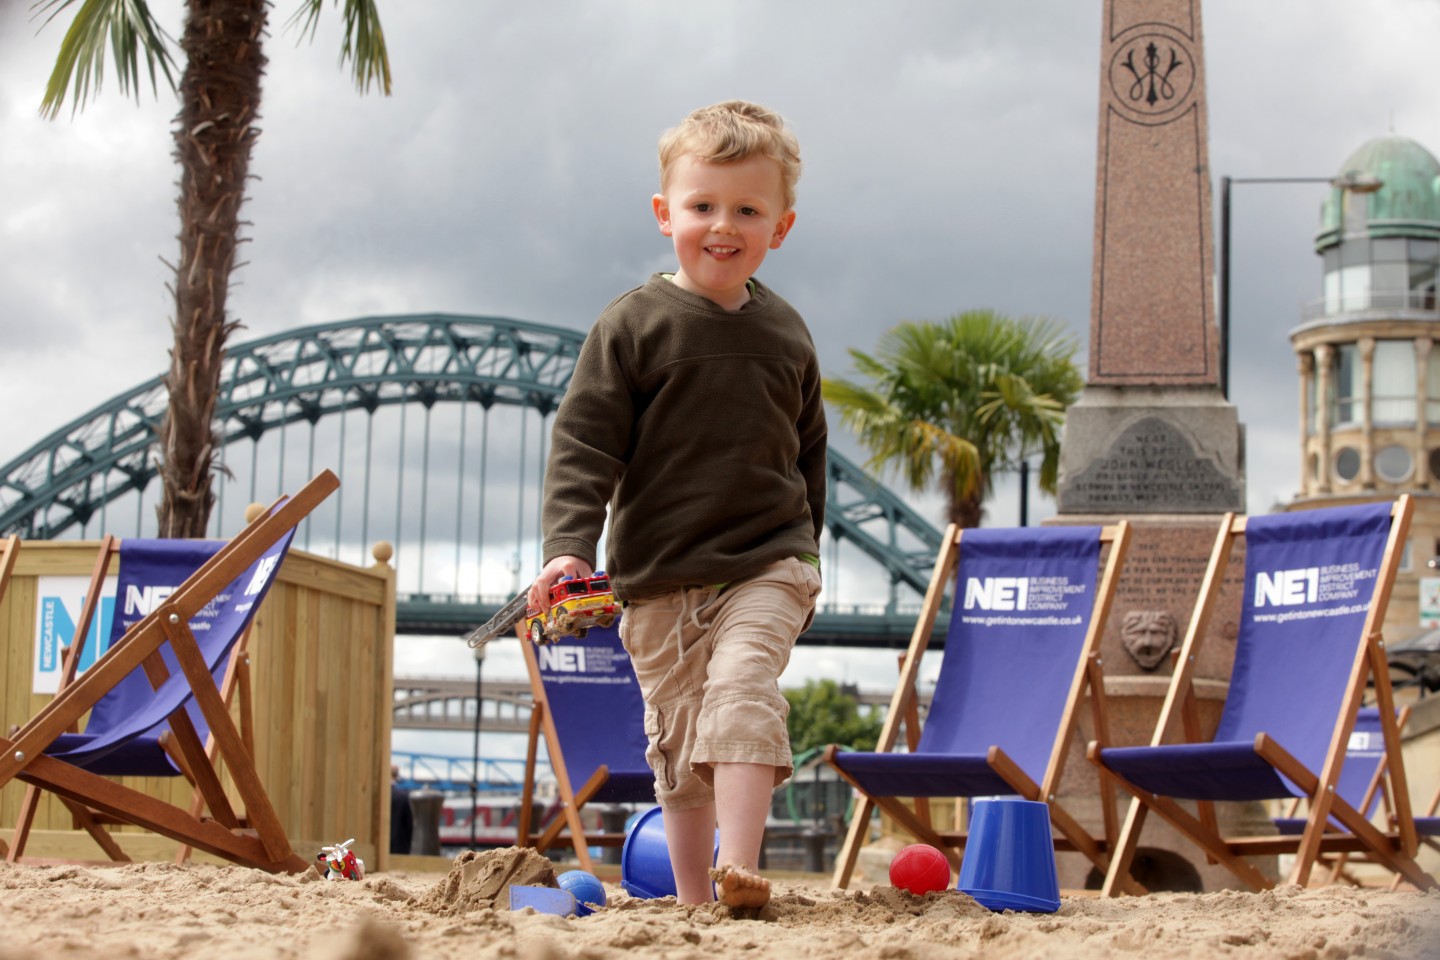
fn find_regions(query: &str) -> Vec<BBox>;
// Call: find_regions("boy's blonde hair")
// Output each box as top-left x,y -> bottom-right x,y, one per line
658,100 -> 802,211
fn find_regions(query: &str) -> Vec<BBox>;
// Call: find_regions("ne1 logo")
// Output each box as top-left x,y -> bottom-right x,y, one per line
1254,568 -> 1318,607
124,584 -> 178,615
963,577 -> 1030,611
538,646 -> 588,672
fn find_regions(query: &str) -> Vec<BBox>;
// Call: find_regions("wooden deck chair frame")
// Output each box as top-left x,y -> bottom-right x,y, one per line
0,535 -> 18,607
1273,705 -> 1410,888
1088,496 -> 1436,895
825,521 -> 1133,892
1376,713 -> 1440,892
0,470 -> 338,873
172,618 -> 259,865
515,628 -> 651,873
1394,782 -> 1440,889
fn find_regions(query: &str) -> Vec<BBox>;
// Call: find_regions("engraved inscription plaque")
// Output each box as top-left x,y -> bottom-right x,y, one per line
1062,416 -> 1241,513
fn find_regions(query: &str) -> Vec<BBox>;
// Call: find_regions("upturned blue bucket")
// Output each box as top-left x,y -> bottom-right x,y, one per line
619,806 -> 718,899
956,796 -> 1061,913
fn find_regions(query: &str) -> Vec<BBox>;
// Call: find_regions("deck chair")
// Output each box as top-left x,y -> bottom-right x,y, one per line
517,619 -> 655,873
7,541 -> 224,863
824,522 -> 1132,891
6,534 -> 251,863
1089,497 -> 1436,894
0,470 -> 338,872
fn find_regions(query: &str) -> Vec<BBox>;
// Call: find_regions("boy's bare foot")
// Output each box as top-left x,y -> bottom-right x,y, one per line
710,864 -> 770,909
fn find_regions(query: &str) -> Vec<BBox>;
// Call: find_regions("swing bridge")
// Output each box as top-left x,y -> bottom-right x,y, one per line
0,313 -> 949,656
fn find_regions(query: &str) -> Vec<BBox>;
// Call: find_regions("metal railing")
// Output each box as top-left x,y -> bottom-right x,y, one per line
1302,288 -> 1440,321
391,751 -> 537,792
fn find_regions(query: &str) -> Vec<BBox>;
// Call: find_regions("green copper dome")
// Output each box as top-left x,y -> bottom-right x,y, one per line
1317,135 -> 1440,246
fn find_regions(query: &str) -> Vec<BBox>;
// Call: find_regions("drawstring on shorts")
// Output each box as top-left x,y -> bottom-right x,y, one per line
670,585 -> 721,666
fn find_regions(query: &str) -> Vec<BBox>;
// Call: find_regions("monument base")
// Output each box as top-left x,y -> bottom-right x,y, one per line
1056,385 -> 1245,516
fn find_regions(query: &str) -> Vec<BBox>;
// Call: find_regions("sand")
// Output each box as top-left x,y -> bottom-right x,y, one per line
0,848 -> 1436,960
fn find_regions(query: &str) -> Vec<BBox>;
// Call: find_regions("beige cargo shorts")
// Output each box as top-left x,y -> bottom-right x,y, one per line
618,557 -> 822,811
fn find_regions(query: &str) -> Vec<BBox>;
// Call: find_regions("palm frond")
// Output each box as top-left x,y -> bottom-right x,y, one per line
34,0 -> 176,118
287,0 -> 392,95
826,309 -> 1083,522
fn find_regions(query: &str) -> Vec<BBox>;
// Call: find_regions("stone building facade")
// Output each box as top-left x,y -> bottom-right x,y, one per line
1290,134 -> 1440,632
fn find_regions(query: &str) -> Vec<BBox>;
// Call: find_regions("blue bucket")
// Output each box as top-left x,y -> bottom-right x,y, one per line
619,806 -> 719,899
957,797 -> 1060,913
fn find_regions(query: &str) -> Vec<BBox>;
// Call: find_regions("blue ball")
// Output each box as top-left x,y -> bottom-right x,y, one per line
557,869 -> 607,916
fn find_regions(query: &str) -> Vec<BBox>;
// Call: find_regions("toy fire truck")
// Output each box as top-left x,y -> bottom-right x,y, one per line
522,572 -> 618,645
463,571 -> 617,650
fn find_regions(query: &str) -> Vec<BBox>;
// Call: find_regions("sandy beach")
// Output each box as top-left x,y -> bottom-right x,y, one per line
1,848 -> 1435,960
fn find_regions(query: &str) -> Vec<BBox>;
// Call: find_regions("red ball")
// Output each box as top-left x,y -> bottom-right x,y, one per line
888,843 -> 951,895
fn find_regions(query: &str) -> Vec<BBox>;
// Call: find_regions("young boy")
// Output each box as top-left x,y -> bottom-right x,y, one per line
527,100 -> 826,908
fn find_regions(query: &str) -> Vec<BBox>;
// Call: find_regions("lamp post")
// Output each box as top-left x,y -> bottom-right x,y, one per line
470,639 -> 486,849
1218,172 -> 1384,399
1019,458 -> 1029,527
1010,455 -> 1043,527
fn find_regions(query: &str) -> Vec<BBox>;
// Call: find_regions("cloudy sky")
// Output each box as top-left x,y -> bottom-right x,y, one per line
3,2 -> 1438,751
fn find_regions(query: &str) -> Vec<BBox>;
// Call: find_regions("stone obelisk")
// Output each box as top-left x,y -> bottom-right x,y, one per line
1059,0 -> 1243,516
1049,0 -> 1269,892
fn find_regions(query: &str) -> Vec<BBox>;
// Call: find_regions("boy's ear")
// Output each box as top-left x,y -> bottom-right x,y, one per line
652,194 -> 674,236
769,210 -> 797,249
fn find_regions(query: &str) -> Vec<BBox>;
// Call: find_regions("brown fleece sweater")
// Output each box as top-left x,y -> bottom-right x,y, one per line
541,274 -> 827,600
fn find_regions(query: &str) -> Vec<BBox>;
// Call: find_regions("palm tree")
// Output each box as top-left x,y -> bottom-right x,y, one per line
823,310 -> 1082,529
35,0 -> 391,537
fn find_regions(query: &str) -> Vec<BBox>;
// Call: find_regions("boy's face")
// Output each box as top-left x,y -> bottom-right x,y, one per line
652,153 -> 795,311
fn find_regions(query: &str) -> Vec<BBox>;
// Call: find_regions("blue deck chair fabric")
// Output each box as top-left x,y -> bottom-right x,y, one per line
43,531 -> 295,776
831,526 -> 1101,798
532,622 -> 654,803
1098,503 -> 1393,802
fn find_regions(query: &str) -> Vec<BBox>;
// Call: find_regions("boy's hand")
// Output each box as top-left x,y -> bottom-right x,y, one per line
528,555 -> 594,610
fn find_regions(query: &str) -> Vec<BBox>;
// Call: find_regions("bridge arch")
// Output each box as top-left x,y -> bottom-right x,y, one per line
0,314 -> 942,620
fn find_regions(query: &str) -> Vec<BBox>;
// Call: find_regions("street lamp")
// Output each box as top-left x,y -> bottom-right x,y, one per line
1019,458 -> 1030,527
470,639 -> 486,849
1218,171 -> 1384,398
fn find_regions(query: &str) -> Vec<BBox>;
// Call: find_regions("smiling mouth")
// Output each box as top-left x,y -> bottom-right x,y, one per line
706,245 -> 739,257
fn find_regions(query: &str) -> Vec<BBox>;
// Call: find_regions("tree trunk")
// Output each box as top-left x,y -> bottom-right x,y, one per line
944,466 -> 985,529
155,0 -> 267,537
948,491 -> 984,530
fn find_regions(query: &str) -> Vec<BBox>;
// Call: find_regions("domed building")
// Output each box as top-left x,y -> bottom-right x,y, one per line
1290,134 -> 1440,629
